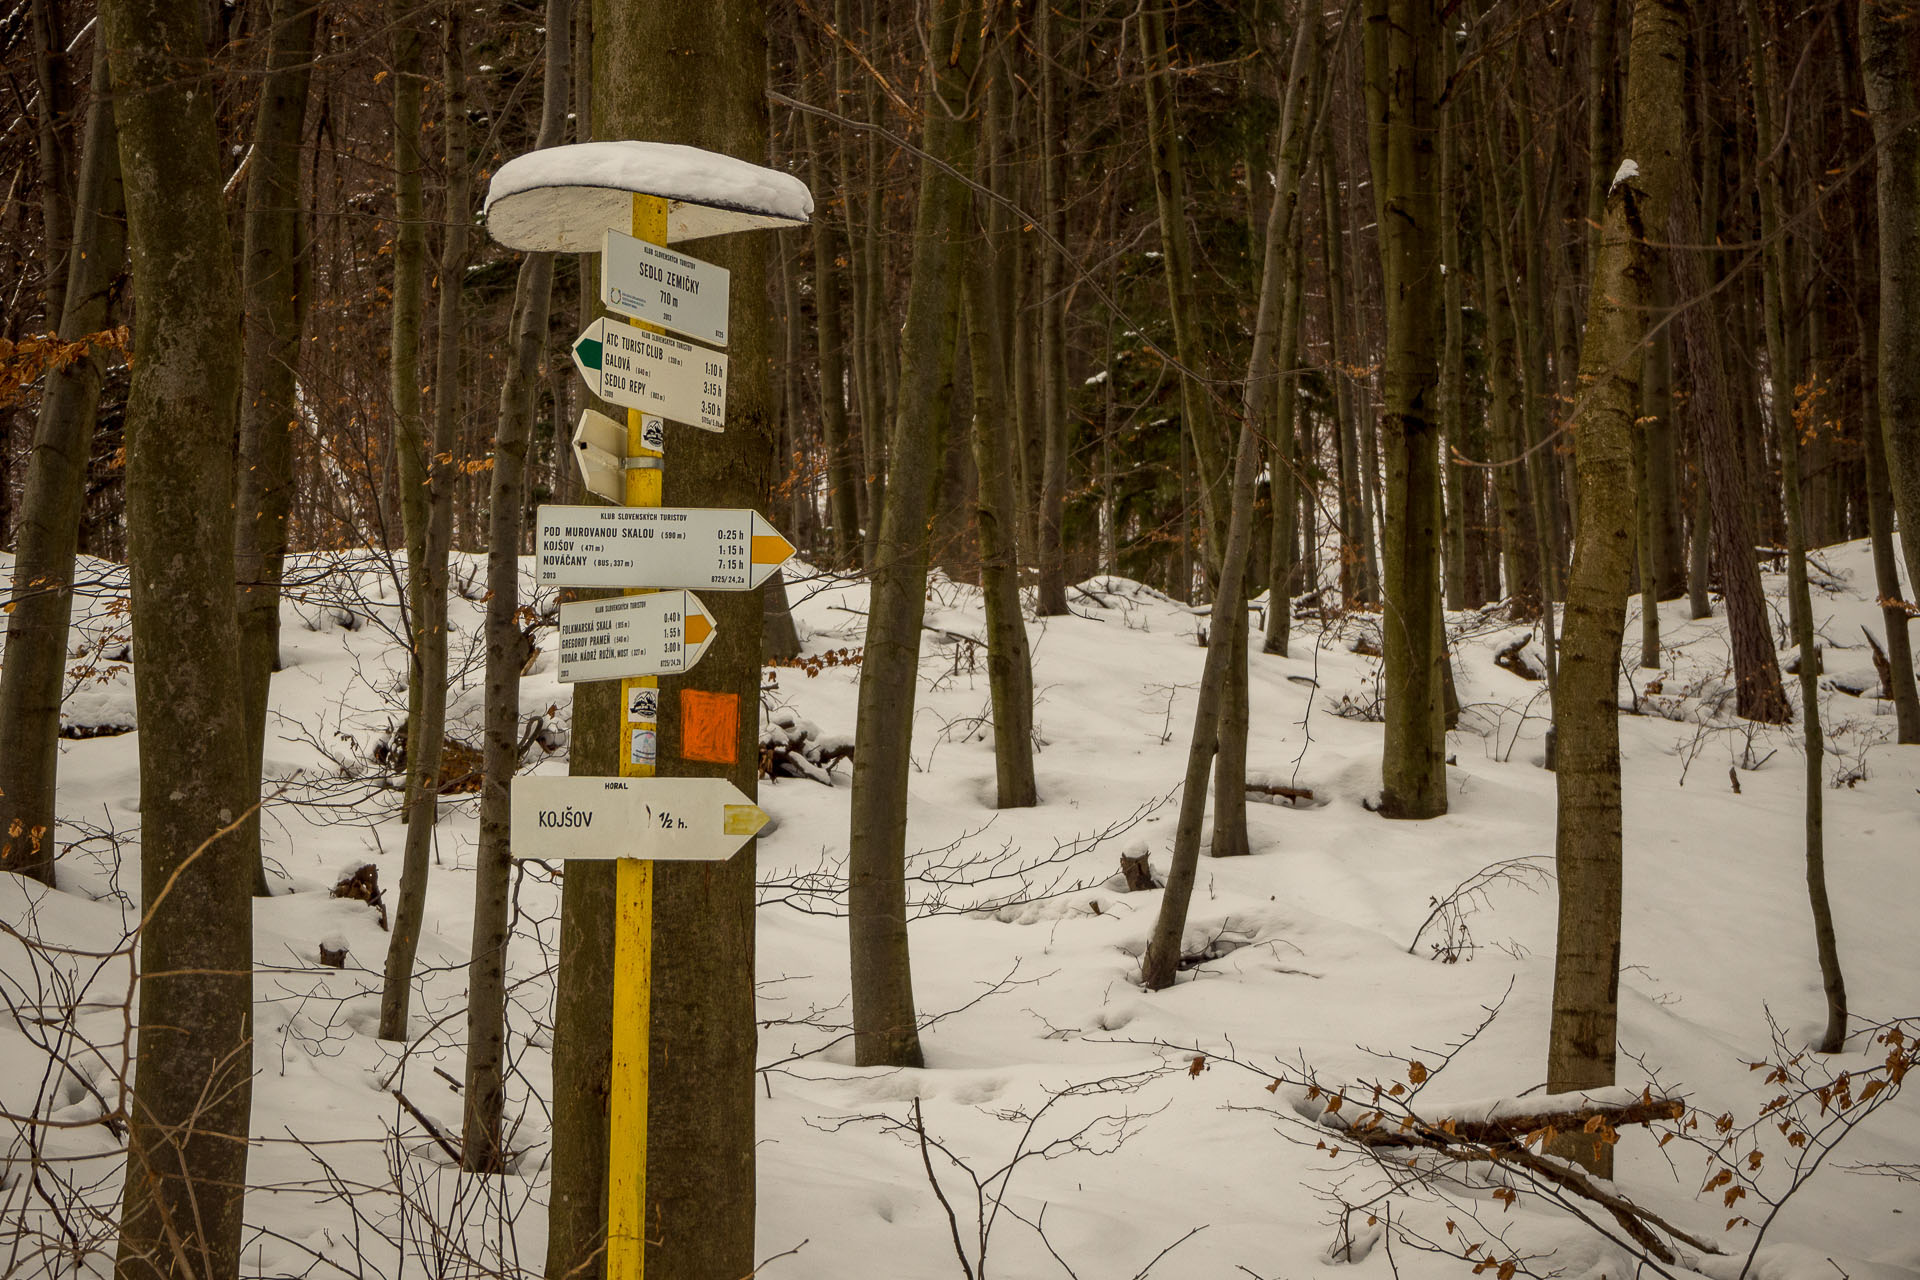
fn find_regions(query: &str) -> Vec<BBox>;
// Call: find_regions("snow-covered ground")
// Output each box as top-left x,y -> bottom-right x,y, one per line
2,537 -> 1916,1279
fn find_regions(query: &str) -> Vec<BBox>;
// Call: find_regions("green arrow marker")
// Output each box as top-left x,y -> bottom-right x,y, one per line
575,334 -> 604,371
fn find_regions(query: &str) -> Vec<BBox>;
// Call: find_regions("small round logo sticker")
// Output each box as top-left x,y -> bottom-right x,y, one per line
630,728 -> 657,765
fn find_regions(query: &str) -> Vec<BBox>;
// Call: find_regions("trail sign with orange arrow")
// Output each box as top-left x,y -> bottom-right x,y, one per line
555,590 -> 717,683
536,504 -> 795,590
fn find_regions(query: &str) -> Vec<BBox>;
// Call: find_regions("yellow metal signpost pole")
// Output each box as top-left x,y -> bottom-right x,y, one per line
608,192 -> 669,1280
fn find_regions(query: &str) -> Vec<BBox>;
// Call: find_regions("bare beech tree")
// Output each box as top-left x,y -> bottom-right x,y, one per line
1546,0 -> 1686,1177
99,0 -> 257,1271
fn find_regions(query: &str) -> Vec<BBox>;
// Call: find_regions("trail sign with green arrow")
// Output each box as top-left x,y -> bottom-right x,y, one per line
571,317 -> 727,431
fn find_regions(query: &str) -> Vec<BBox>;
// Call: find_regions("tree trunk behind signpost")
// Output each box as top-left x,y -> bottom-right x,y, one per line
593,0 -> 781,1268
798,36 -> 862,566
100,0 -> 256,1271
544,681 -> 618,1280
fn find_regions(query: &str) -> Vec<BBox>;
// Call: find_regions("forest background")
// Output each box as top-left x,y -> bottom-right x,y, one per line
1,0 -> 1918,1276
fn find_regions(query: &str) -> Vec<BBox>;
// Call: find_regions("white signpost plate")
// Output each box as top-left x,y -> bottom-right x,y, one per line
571,318 -> 727,432
557,590 -> 717,683
510,775 -> 767,862
602,229 -> 731,346
536,504 -> 795,590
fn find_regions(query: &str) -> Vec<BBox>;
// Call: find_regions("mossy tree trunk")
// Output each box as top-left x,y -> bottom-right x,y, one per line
1746,0 -> 1846,1054
1368,0 -> 1447,819
964,48 -> 1038,812
465,0 -> 564,1175
234,0 -> 319,898
1861,0 -> 1920,728
846,0 -> 985,1069
1546,0 -> 1685,1177
379,0 -> 444,1043
100,0 -> 256,1270
0,41 -> 122,887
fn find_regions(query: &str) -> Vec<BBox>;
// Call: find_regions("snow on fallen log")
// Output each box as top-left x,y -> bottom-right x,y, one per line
1322,1085 -> 1684,1148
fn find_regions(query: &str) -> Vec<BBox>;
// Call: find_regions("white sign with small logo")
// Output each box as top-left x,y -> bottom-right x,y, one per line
602,229 -> 731,347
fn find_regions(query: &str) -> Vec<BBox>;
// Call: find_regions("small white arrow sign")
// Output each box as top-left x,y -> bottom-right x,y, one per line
510,775 -> 768,862
570,408 -> 665,503
556,590 -> 717,683
571,408 -> 625,502
537,504 -> 795,591
602,229 -> 731,346
572,318 -> 727,432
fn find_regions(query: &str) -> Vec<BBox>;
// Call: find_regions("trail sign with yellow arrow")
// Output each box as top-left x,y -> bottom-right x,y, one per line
556,590 -> 717,683
536,504 -> 795,591
510,775 -> 768,862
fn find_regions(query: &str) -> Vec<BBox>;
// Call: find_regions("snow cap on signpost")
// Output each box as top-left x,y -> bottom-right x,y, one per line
482,140 -> 812,251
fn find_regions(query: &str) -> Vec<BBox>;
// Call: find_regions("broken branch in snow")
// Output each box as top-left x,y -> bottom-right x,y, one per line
1244,779 -> 1315,804
390,1089 -> 463,1165
1307,1091 -> 1712,1267
1331,1093 -> 1684,1151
